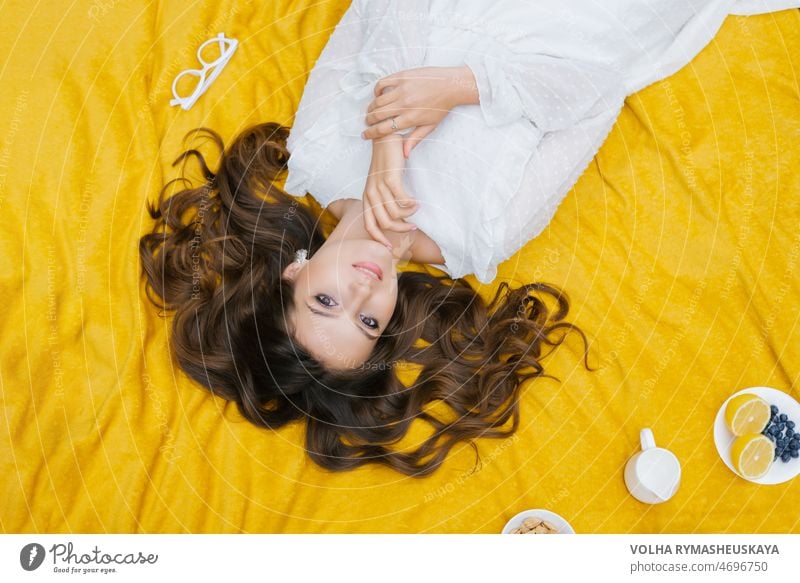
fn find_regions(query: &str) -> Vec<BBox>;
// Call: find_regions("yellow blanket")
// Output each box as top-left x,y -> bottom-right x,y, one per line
1,1 -> 798,533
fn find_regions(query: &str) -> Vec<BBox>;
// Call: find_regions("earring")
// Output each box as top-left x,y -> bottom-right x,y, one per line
294,248 -> 309,265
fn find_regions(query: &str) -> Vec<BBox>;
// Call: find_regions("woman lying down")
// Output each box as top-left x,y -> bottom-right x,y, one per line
139,0 -> 797,476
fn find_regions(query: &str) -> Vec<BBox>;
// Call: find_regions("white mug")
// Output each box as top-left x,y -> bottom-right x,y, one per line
624,428 -> 681,504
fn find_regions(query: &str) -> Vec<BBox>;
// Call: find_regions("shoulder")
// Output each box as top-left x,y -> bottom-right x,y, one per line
325,198 -> 355,219
410,229 -> 445,265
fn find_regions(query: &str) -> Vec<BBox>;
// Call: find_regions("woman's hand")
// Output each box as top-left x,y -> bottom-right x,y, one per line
362,134 -> 420,249
361,66 -> 479,158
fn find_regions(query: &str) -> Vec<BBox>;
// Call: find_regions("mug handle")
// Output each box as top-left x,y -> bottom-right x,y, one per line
640,427 -> 656,450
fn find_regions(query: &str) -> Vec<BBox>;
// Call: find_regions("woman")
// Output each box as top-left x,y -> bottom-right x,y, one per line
282,0 -> 796,365
139,0 -> 793,477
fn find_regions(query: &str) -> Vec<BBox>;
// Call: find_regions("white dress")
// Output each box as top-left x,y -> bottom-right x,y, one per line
284,0 -> 798,283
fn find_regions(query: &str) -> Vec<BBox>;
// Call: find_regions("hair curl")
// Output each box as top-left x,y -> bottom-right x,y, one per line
139,122 -> 597,477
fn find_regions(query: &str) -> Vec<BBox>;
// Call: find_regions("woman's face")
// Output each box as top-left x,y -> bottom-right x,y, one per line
283,237 -> 398,370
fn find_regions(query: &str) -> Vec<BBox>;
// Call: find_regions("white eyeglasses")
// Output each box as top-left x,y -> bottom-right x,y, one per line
170,32 -> 239,111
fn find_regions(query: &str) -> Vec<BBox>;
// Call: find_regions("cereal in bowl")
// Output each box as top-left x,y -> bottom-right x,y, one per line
510,517 -> 558,534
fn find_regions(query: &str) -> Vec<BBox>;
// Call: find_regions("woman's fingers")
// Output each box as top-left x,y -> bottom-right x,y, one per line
381,183 -> 418,221
375,186 -> 418,233
362,191 -> 393,249
402,124 -> 437,158
373,75 -> 399,97
383,178 -> 418,212
362,116 -> 403,140
376,205 -> 417,234
364,103 -> 403,127
365,90 -> 402,126
393,199 -> 420,219
366,90 -> 398,115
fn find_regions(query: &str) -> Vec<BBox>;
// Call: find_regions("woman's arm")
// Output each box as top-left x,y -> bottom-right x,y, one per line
361,133 -> 420,249
361,50 -> 625,141
360,66 -> 479,155
333,198 -> 445,265
461,51 -> 624,132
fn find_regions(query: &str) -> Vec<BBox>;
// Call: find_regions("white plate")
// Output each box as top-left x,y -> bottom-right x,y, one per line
501,508 -> 575,534
713,386 -> 800,484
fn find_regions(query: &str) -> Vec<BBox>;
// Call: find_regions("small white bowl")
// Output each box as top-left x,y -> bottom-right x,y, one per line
501,508 -> 575,534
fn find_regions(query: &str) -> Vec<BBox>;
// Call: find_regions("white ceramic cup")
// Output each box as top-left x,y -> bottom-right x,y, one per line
624,428 -> 681,504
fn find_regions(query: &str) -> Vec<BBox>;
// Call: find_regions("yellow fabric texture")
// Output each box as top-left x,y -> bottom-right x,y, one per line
1,1 -> 798,533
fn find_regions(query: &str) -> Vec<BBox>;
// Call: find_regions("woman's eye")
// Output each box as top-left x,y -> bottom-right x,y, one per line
361,316 -> 379,330
315,294 -> 336,307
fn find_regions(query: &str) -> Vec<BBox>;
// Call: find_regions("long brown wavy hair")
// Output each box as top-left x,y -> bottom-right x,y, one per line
139,121 -> 596,477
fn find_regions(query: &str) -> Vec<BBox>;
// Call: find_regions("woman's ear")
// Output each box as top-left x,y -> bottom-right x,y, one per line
282,260 -> 302,282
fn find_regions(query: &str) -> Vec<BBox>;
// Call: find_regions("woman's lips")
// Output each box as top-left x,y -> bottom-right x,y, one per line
352,262 -> 383,281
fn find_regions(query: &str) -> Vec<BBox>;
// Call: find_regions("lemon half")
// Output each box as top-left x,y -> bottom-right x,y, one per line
725,393 -> 771,436
730,433 -> 774,480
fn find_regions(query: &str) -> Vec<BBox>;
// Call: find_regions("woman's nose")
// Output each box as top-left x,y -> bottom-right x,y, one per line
351,277 -> 372,292
349,274 -> 376,296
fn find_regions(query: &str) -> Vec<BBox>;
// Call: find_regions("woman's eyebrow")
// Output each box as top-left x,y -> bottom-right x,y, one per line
305,301 -> 379,340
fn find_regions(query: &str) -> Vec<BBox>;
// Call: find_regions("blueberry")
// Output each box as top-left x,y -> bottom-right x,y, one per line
771,404 -> 779,415
778,422 -> 786,432
788,421 -> 796,430
787,429 -> 795,438
791,450 -> 799,459
781,452 -> 791,463
777,439 -> 787,448
770,425 -> 781,435
780,413 -> 788,422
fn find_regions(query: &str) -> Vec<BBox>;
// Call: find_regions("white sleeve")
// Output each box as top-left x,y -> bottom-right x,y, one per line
478,85 -> 628,283
462,51 -> 625,133
285,1 -> 367,150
